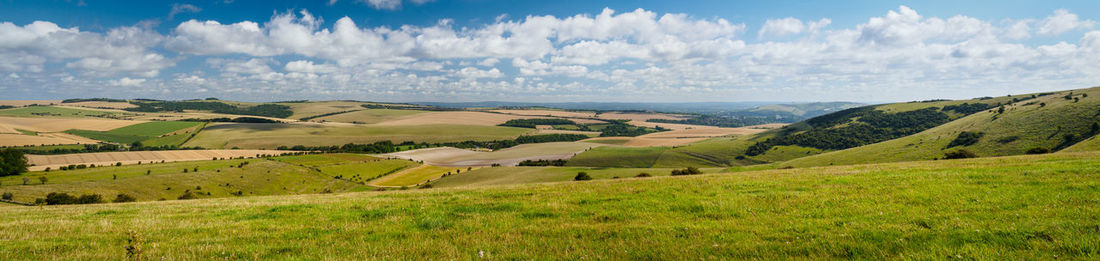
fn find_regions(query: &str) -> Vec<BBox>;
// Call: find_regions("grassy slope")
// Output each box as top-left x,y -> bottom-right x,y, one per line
1063,135 -> 1100,152
564,146 -> 668,167
370,165 -> 458,187
1,152 -> 1097,259
782,87 -> 1100,167
432,166 -> 724,188
567,135 -> 772,168
278,101 -> 366,120
183,123 -> 532,149
0,159 -> 365,202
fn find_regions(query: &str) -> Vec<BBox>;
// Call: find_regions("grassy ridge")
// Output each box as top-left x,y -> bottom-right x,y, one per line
782,87 -> 1100,167
1,152 -> 1097,259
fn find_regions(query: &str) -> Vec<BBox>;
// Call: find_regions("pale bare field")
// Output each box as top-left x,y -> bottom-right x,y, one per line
382,142 -> 602,166
0,133 -> 96,147
583,124 -> 785,147
0,100 -> 61,107
532,129 -> 602,136
25,149 -> 290,171
626,120 -> 716,130
372,111 -> 547,126
63,101 -> 136,109
0,116 -> 144,132
490,109 -> 597,118
596,112 -> 691,121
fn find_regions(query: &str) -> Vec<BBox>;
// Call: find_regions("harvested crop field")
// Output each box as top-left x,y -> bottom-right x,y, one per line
313,109 -> 424,123
0,116 -> 143,132
383,142 -> 603,166
62,101 -> 136,109
490,109 -> 597,118
531,129 -> 601,135
184,123 -> 532,149
0,133 -> 97,147
596,112 -> 690,121
0,100 -> 60,107
575,124 -> 781,147
372,111 -> 548,126
25,149 -> 290,171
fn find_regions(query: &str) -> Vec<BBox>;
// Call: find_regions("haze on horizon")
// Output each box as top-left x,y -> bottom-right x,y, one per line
1,0 -> 1099,103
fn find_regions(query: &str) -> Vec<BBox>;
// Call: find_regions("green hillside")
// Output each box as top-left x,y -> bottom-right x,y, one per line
781,87 -> 1100,167
0,153 -> 425,203
1,152 -> 1097,259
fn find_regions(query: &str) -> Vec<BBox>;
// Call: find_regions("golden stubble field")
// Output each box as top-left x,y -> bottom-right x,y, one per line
25,149 -> 290,171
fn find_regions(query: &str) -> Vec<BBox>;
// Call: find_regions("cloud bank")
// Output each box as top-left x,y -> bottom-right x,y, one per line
1,6 -> 1099,102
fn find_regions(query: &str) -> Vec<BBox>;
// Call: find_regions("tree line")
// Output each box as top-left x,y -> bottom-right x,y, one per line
126,101 -> 294,118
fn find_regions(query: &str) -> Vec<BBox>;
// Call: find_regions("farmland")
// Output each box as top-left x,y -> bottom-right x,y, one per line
183,123 -> 533,149
64,121 -> 201,144
0,151 -> 1097,259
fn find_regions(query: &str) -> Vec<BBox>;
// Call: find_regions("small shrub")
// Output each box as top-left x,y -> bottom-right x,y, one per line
946,132 -> 983,148
635,173 -> 652,178
574,172 -> 592,181
177,192 -> 197,200
943,149 -> 978,159
1026,147 -> 1050,154
1,192 -> 12,200
114,193 -> 137,203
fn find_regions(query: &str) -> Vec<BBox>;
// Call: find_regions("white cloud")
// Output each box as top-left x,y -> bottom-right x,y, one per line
109,77 -> 146,87
285,60 -> 337,73
169,3 -> 202,20
1038,9 -> 1096,36
3,6 -> 1100,102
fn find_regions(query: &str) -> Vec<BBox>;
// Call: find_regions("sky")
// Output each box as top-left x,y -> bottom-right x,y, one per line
1,0 -> 1099,103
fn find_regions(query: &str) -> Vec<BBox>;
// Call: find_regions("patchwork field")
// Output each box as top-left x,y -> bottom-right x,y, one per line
0,106 -> 140,119
371,111 -> 552,126
184,123 -> 533,149
64,121 -> 202,144
1,152 -> 1096,259
489,109 -> 598,118
25,149 -> 290,171
310,109 -> 424,123
0,116 -> 143,132
0,133 -> 98,147
61,101 -> 137,109
383,142 -> 603,166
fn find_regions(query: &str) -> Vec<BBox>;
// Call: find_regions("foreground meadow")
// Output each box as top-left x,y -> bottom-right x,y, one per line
1,152 -> 1098,259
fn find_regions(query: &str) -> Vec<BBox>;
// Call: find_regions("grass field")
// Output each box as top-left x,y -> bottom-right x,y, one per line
565,146 -> 669,167
369,165 -> 461,187
65,121 -> 201,144
183,123 -> 533,149
432,166 -> 723,187
25,150 -> 288,171
0,152 -> 1096,259
272,154 -> 382,166
316,160 -> 419,182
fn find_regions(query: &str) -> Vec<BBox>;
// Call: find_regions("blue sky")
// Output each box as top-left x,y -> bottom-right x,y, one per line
1,0 -> 1099,102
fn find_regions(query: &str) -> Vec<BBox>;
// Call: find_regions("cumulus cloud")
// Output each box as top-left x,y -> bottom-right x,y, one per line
1038,9 -> 1096,36
109,77 -> 146,87
3,6 -> 1100,102
352,0 -> 434,10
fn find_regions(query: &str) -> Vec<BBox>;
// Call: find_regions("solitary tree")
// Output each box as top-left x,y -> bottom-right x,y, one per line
22,177 -> 29,185
574,172 -> 592,181
38,176 -> 47,184
0,149 -> 29,177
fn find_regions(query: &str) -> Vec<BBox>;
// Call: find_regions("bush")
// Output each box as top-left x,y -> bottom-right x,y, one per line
635,173 -> 652,178
574,172 -> 592,181
1,192 -> 12,200
177,192 -> 197,200
946,132 -> 984,148
44,192 -> 104,205
943,149 -> 978,159
1025,147 -> 1050,154
671,167 -> 703,176
114,193 -> 137,203
76,194 -> 104,204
